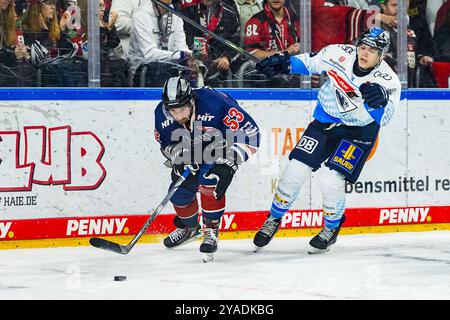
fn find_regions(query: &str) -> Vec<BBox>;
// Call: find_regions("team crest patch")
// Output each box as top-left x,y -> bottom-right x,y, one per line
330,140 -> 363,173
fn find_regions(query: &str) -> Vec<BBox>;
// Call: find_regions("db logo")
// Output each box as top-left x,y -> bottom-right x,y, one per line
296,136 -> 318,154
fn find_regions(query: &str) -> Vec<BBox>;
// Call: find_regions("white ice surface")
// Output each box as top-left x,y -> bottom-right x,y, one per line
0,231 -> 449,300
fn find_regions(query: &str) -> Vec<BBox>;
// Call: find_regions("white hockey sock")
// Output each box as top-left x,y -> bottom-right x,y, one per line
319,166 -> 346,229
270,159 -> 310,219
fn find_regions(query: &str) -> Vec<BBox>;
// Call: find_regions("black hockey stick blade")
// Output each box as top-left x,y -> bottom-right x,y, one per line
89,237 -> 130,255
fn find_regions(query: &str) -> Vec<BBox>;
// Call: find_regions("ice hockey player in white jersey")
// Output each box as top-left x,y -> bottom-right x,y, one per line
253,27 -> 401,253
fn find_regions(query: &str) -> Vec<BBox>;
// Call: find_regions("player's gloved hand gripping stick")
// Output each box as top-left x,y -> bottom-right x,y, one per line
205,158 -> 238,200
89,168 -> 193,254
256,51 -> 291,77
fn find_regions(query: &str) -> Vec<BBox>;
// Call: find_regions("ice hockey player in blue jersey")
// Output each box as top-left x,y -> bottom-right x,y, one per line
155,76 -> 260,262
253,27 -> 401,253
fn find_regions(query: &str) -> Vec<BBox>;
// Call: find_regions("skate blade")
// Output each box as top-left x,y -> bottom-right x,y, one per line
202,253 -> 215,263
253,246 -> 263,253
184,232 -> 203,245
307,246 -> 330,254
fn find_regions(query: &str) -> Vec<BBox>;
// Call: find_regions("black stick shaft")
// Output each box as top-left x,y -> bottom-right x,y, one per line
89,168 -> 191,254
125,168 -> 191,250
150,0 -> 260,63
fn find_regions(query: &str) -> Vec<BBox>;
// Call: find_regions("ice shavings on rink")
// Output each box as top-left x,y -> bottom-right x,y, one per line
0,231 -> 449,300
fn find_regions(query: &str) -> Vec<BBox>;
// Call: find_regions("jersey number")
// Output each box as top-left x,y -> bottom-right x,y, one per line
246,24 -> 259,36
223,108 -> 244,131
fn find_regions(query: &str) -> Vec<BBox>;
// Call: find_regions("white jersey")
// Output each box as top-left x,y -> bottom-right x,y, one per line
291,44 -> 401,127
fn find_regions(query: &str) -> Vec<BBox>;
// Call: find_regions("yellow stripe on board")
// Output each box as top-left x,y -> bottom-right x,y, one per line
1,223 -> 449,250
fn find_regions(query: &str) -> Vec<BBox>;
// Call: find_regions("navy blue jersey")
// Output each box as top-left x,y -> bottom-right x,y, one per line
155,87 -> 260,164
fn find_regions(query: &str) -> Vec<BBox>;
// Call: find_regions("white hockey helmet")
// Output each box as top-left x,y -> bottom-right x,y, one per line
356,27 -> 390,56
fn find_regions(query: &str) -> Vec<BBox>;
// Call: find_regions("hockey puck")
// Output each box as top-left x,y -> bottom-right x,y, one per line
114,276 -> 126,281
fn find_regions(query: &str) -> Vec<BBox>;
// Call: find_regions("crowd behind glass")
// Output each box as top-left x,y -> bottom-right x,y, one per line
0,0 -> 449,88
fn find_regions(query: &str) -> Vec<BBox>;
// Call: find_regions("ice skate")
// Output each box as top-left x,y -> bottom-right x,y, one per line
200,219 -> 220,263
308,214 -> 346,254
253,215 -> 282,252
163,224 -> 202,249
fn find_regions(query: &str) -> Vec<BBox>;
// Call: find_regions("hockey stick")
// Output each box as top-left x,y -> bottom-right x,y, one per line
89,168 -> 191,255
150,0 -> 260,63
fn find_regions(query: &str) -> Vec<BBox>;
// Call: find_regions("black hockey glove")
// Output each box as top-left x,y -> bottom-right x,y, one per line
162,143 -> 200,177
204,159 -> 238,200
359,82 -> 390,109
256,51 -> 291,78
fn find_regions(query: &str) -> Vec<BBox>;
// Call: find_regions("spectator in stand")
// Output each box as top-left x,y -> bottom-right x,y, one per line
59,0 -> 88,58
244,0 -> 300,60
379,0 -> 399,72
73,0 -> 87,32
21,0 -> 89,86
0,0 -> 35,86
127,0 -> 192,86
242,0 -> 299,87
433,2 -> 450,62
426,0 -> 446,35
293,0 -> 396,88
15,0 -> 28,17
201,0 -> 242,76
178,0 -> 241,87
311,0 -> 396,52
175,0 -> 200,49
1,0 -> 28,65
433,0 -> 450,35
99,0 -> 122,58
409,1 -> 434,65
408,0 -> 436,86
235,0 -> 263,43
99,0 -> 129,86
378,0 -> 420,86
110,0 -> 140,55
22,0 -> 74,57
325,0 -> 381,9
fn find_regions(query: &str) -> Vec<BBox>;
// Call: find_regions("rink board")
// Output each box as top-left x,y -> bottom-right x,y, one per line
0,89 -> 449,249
0,206 -> 449,250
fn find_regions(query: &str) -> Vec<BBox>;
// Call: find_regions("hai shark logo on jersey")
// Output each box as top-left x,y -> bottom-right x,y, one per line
330,140 -> 363,173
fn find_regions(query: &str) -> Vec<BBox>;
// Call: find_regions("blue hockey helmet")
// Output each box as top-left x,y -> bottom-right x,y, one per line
356,27 -> 390,56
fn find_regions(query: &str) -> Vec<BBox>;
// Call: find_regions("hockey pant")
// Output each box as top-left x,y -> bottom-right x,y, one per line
170,164 -> 225,228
